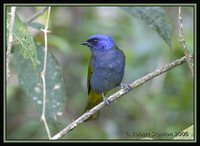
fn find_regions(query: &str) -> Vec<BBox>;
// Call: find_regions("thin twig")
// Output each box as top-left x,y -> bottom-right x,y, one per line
6,7 -> 16,80
178,7 -> 193,76
40,7 -> 51,139
51,54 -> 193,140
26,7 -> 48,23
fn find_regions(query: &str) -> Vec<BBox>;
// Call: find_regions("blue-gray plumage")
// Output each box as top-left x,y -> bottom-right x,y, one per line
90,44 -> 125,93
81,34 -> 125,120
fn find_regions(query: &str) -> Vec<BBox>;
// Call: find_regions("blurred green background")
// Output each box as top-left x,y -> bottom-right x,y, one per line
6,6 -> 194,140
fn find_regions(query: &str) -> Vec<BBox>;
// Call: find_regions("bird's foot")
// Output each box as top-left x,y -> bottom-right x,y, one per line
120,83 -> 131,91
102,93 -> 111,105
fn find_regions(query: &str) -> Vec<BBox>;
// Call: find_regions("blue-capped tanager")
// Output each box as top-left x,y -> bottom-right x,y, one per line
81,34 -> 125,120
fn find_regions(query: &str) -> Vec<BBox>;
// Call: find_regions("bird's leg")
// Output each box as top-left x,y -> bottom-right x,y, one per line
102,93 -> 111,105
120,83 -> 131,91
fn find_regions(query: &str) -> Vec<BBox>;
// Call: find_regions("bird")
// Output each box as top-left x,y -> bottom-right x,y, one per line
81,34 -> 125,120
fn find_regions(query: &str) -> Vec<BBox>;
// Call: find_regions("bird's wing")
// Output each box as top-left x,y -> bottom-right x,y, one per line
87,57 -> 93,94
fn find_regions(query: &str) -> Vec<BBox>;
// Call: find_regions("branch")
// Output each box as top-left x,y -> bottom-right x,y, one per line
51,54 -> 193,140
26,7 -> 48,23
178,7 -> 193,76
6,7 -> 16,80
40,7 -> 51,139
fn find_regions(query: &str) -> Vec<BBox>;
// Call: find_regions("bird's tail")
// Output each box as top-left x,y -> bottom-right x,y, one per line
83,90 -> 102,121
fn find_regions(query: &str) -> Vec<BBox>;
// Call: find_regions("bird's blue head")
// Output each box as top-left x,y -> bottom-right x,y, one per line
81,34 -> 115,54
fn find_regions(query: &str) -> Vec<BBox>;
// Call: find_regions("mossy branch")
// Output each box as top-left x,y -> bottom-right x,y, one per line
178,7 -> 193,76
51,54 -> 193,140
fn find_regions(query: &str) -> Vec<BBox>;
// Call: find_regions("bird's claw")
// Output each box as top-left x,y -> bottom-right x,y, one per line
103,97 -> 111,105
102,93 -> 111,105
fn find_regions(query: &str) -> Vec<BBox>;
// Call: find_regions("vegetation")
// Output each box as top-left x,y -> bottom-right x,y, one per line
6,6 -> 194,141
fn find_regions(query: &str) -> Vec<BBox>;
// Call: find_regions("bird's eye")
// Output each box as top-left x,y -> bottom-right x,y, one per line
92,39 -> 98,43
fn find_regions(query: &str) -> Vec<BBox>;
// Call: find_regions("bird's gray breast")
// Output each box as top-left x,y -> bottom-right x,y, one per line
91,49 -> 125,93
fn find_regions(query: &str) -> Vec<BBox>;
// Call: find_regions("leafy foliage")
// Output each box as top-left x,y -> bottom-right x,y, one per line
7,7 -> 193,140
121,7 -> 172,48
12,44 -> 66,122
7,15 -> 37,68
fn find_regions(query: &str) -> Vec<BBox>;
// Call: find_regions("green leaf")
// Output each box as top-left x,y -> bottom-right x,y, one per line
7,14 -> 37,68
174,125 -> 194,140
121,7 -> 172,48
12,44 -> 66,123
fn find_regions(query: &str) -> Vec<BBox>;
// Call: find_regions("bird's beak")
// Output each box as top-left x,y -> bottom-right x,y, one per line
81,41 -> 91,46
